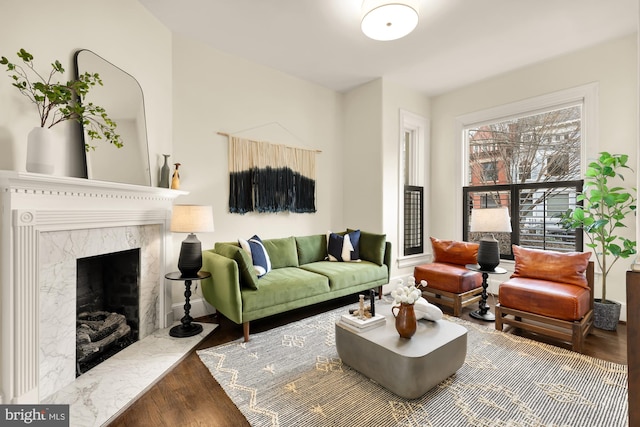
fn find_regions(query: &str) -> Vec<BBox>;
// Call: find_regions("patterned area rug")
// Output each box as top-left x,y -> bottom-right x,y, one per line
197,300 -> 628,427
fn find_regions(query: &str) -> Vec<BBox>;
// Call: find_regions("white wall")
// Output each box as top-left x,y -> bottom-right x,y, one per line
171,34 -> 345,303
172,33 -> 345,242
430,34 -> 638,312
0,0 -> 172,180
342,79 -> 384,232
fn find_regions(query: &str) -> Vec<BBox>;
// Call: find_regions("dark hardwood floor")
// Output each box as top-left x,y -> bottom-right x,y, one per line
108,294 -> 627,427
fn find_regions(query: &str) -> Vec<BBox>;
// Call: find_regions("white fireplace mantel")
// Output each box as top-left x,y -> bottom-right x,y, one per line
0,171 -> 187,404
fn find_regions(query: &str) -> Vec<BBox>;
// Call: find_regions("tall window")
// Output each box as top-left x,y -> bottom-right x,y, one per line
463,102 -> 585,258
398,110 -> 428,264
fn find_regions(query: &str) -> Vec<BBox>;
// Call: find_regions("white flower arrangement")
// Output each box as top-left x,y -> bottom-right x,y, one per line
391,276 -> 425,305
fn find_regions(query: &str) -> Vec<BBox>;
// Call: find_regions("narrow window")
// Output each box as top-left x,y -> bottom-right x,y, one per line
398,110 -> 428,263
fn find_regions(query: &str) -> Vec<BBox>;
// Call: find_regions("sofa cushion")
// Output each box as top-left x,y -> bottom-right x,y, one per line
239,235 -> 271,277
241,267 -> 330,312
350,229 -> 386,266
300,260 -> 388,291
414,263 -> 482,293
511,245 -> 591,289
263,236 -> 299,269
327,230 -> 360,262
296,234 -> 327,265
215,242 -> 260,290
499,277 -> 591,321
431,237 -> 479,266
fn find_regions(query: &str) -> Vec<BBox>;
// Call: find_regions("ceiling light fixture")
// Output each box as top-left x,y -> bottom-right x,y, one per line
361,0 -> 419,41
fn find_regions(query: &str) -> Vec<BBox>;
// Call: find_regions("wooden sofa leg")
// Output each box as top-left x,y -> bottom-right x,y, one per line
243,322 -> 250,342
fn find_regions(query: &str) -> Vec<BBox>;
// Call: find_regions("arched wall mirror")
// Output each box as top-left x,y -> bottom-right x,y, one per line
74,49 -> 151,186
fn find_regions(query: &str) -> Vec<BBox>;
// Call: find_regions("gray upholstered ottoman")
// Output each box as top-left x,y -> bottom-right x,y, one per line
335,304 -> 467,399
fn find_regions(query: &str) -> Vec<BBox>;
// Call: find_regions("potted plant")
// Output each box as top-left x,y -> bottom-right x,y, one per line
560,151 -> 637,330
1,48 -> 122,173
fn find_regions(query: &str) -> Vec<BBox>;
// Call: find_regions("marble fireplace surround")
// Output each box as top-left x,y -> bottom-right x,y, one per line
39,224 -> 161,400
0,171 -> 186,404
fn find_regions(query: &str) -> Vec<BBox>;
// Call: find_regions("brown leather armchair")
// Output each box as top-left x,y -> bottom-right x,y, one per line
495,245 -> 594,352
414,237 -> 483,317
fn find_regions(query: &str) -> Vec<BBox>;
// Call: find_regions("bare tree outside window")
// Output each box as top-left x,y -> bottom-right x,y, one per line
468,105 -> 581,186
464,104 -> 583,256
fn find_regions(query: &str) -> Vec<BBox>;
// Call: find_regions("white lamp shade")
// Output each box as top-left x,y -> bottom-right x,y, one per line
470,207 -> 512,233
361,1 -> 419,41
170,205 -> 214,233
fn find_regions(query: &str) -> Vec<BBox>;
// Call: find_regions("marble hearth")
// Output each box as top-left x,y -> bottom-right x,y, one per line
0,171 -> 187,404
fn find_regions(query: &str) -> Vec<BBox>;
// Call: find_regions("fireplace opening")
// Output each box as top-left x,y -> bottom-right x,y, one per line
76,248 -> 140,376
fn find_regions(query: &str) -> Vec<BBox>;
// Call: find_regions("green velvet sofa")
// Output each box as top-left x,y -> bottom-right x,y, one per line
201,231 -> 391,341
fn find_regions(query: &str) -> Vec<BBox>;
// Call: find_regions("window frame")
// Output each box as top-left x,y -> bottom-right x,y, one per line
397,109 -> 429,268
463,180 -> 584,258
453,83 -> 598,242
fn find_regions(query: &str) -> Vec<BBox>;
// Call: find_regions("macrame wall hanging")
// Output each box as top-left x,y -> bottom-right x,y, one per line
221,134 -> 318,214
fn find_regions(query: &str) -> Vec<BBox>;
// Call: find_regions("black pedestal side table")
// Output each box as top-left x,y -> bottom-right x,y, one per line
465,264 -> 507,322
165,271 -> 211,337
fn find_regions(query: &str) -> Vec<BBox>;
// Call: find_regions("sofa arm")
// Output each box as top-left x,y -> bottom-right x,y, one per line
384,241 -> 392,278
201,250 -> 243,324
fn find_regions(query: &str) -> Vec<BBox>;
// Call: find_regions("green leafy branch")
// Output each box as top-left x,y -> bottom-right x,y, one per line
1,49 -> 122,151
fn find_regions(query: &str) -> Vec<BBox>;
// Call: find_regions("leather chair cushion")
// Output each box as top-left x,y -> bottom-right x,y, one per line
499,277 -> 591,321
414,262 -> 482,293
431,237 -> 479,266
511,245 -> 591,289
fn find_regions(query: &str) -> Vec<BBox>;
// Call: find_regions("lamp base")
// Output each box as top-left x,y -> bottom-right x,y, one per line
470,310 -> 496,322
170,323 -> 203,338
178,233 -> 202,277
477,237 -> 499,271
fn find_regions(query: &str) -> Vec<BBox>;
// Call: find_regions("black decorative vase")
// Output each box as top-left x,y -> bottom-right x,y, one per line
178,233 -> 202,277
477,237 -> 499,271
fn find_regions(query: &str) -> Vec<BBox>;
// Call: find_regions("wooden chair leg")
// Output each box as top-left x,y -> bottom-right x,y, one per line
243,322 -> 250,342
453,295 -> 461,317
495,304 -> 503,331
571,322 -> 583,352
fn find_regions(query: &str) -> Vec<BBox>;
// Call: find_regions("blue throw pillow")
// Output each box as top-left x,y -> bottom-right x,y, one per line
327,230 -> 360,262
238,235 -> 272,277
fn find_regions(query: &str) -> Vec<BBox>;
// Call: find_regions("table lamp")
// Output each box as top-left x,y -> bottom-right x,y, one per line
170,205 -> 214,276
470,207 -> 512,271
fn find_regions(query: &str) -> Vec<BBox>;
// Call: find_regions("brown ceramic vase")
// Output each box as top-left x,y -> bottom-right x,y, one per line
392,302 -> 417,339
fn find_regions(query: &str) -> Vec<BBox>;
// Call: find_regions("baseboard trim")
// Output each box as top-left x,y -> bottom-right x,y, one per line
171,297 -> 216,322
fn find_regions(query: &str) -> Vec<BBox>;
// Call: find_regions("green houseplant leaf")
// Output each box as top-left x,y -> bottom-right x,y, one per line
1,49 -> 122,151
559,151 -> 637,303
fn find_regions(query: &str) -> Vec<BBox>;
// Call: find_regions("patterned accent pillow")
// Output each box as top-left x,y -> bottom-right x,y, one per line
327,230 -> 361,262
238,235 -> 272,277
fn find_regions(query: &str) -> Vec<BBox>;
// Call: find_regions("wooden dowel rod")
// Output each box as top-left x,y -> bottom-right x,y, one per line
216,131 -> 321,153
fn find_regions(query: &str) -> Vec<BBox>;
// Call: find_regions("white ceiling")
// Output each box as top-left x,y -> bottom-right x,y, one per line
139,0 -> 638,96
